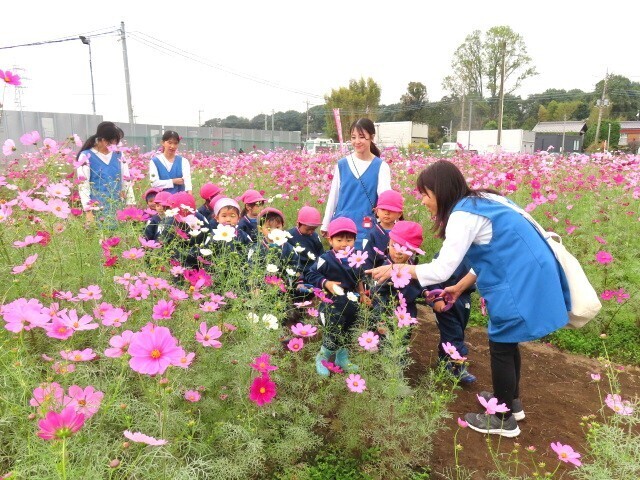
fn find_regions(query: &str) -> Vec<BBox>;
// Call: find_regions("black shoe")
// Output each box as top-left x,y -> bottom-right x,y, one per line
478,391 -> 525,421
464,412 -> 521,438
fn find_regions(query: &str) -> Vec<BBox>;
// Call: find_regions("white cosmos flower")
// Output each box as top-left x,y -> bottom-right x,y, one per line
247,313 -> 260,323
164,208 -> 179,217
199,248 -> 212,256
266,263 -> 279,273
286,268 -> 297,276
183,214 -> 202,230
293,245 -> 305,253
212,224 -> 236,243
347,292 -> 358,302
307,252 -> 316,261
262,314 -> 279,330
267,229 -> 291,246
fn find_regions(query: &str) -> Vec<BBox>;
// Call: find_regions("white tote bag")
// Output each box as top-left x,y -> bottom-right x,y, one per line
494,197 -> 602,328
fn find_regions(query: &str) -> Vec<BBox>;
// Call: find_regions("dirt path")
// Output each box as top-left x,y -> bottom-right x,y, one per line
408,307 -> 640,479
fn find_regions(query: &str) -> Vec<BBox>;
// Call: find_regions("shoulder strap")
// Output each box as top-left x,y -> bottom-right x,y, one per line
349,155 -> 376,210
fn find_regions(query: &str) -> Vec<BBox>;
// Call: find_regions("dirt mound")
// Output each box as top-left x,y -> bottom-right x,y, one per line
408,307 -> 640,478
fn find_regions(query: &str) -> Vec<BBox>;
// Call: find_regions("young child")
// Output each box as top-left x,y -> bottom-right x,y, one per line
249,207 -> 301,275
237,189 -> 266,241
198,182 -> 224,226
363,189 -> 404,270
149,130 -> 192,194
305,217 -> 369,376
143,188 -> 160,216
210,197 -> 252,250
143,190 -> 171,241
287,206 -> 325,278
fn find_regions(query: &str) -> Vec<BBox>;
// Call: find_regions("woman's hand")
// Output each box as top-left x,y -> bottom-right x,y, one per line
172,178 -> 184,185
365,264 -> 396,283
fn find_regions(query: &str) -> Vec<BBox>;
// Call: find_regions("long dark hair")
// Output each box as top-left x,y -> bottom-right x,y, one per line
76,122 -> 123,159
350,118 -> 381,158
416,160 -> 501,238
162,130 -> 181,142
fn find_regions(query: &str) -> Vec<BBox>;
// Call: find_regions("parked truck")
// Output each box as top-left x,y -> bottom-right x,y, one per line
374,121 -> 429,148
456,129 -> 535,154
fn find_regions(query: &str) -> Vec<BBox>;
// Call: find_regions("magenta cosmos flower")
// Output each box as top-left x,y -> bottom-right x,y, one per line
37,406 -> 85,440
1,69 -> 21,86
595,251 -> 613,265
123,430 -> 167,446
195,322 -> 222,347
249,374 -> 277,406
250,353 -> 278,373
127,326 -> 184,376
550,442 -> 582,466
290,323 -> 317,337
346,374 -> 367,393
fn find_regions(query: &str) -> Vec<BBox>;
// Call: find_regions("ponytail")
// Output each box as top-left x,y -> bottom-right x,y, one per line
370,141 -> 381,158
76,122 -> 123,160
76,134 -> 98,159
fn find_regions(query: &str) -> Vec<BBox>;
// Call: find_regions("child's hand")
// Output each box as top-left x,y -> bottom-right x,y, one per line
359,294 -> 372,307
432,300 -> 446,313
324,281 -> 342,295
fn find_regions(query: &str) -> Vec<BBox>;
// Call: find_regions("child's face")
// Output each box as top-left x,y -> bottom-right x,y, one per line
298,224 -> 318,235
215,206 -> 240,226
388,242 -> 412,264
147,197 -> 157,212
247,202 -> 265,216
261,217 -> 284,237
328,233 -> 355,254
376,208 -> 402,226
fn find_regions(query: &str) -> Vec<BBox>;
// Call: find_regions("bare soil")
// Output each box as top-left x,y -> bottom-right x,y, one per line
408,306 -> 640,479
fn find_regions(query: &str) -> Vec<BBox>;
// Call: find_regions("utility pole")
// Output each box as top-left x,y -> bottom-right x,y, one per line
460,95 -> 465,130
79,36 -> 96,115
449,119 -> 453,142
271,109 -> 275,149
594,71 -> 609,147
120,21 -> 134,125
198,110 -> 203,127
561,114 -> 567,154
606,123 -> 611,152
497,40 -> 507,147
305,100 -> 310,141
467,100 -> 473,150
264,114 -> 267,131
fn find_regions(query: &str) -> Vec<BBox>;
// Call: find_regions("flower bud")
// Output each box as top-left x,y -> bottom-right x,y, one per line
109,459 -> 120,468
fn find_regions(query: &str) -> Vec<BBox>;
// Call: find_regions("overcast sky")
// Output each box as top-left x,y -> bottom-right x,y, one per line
2,0 -> 638,127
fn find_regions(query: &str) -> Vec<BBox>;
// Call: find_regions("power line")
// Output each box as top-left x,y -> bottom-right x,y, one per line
0,28 -> 119,50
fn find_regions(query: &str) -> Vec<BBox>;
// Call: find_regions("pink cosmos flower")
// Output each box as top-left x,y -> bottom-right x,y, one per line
104,330 -> 134,358
390,265 -> 411,289
13,234 -> 44,248
595,251 -> 613,265
347,250 -> 369,268
2,301 -> 50,332
46,183 -> 71,199
67,385 -> 104,418
395,306 -> 418,328
590,373 -> 601,381
594,235 -> 607,245
19,130 -> 40,146
77,285 -> 102,301
45,318 -> 75,340
116,207 -> 147,222
3,139 -> 16,156
152,299 -> 175,321
30,382 -> 65,412
139,237 -> 162,249
195,322 -> 223,348
102,307 -> 130,327
37,407 -> 85,440
12,253 -> 38,274
321,360 -> 343,374
307,308 -> 319,317
250,353 -> 278,373
184,390 -> 201,402
334,245 -> 354,259
249,374 -> 277,406
358,331 -> 379,351
1,70 -> 21,86
199,301 -> 221,313
477,394 -> 510,415
168,287 -> 189,301
346,374 -> 367,393
60,348 -> 96,362
287,338 -> 304,352
441,342 -> 465,361
173,351 -> 195,369
605,393 -> 634,415
550,442 -> 582,467
52,362 -> 76,375
600,290 -> 616,301
46,199 -> 71,219
290,323 -> 317,337
123,430 -> 168,446
122,248 -> 145,260
457,417 -> 468,428
614,288 -> 630,303
57,309 -> 98,331
224,291 -> 238,299
128,326 -> 184,376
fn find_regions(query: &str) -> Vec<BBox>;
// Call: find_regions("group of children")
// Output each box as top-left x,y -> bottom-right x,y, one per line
141,182 -> 475,382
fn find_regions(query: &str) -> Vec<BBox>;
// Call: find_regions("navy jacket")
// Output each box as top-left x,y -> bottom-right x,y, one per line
287,227 -> 325,276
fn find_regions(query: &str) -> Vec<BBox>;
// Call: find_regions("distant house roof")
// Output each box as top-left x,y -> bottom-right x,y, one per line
533,121 -> 588,134
620,121 -> 640,130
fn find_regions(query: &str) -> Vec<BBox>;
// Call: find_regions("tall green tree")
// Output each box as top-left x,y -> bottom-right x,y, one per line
442,30 -> 484,98
397,82 -> 428,121
324,77 -> 381,140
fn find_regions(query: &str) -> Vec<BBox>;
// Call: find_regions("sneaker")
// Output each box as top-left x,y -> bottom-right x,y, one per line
478,391 -> 525,421
464,412 -> 521,438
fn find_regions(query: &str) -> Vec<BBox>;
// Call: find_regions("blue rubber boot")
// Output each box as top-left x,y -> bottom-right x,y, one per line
445,361 -> 477,384
335,348 -> 358,373
315,346 -> 333,376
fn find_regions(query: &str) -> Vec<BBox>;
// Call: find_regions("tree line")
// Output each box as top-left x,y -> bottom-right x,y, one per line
204,26 -> 640,149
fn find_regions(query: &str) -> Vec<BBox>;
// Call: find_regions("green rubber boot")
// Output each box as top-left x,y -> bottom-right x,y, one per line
315,346 -> 334,376
335,348 -> 358,373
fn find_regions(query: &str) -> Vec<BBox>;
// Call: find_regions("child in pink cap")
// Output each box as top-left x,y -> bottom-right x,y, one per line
237,189 -> 267,241
197,182 -> 224,226
287,206 -> 325,278
305,217 -> 370,376
364,189 -> 404,270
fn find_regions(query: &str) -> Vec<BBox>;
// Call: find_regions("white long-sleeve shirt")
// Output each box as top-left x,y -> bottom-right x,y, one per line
414,193 -> 509,287
148,154 -> 192,192
321,155 -> 392,231
76,149 -> 135,210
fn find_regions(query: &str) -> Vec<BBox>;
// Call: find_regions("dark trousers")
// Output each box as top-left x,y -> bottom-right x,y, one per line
321,296 -> 358,350
436,294 -> 471,359
489,340 -> 521,419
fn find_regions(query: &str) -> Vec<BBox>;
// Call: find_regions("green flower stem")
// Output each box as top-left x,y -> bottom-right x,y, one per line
60,438 -> 67,480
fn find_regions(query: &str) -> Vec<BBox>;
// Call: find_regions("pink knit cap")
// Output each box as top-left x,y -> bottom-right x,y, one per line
376,190 -> 404,212
154,191 -> 173,207
144,188 -> 161,201
169,192 -> 196,212
258,207 -> 285,224
213,197 -> 241,216
389,221 -> 425,254
238,189 -> 266,204
328,217 -> 357,237
297,206 -> 322,226
200,183 -> 223,200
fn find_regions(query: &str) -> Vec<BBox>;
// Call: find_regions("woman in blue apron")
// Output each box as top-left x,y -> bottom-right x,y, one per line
149,130 -> 192,195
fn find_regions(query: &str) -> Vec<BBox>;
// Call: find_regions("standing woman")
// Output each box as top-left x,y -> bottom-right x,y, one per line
76,122 -> 135,226
367,160 -> 570,438
149,130 -> 192,194
321,118 -> 391,250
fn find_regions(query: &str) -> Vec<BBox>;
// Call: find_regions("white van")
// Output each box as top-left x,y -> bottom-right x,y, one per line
440,142 -> 460,155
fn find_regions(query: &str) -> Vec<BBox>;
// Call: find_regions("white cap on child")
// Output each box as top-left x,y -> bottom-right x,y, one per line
213,197 -> 240,216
